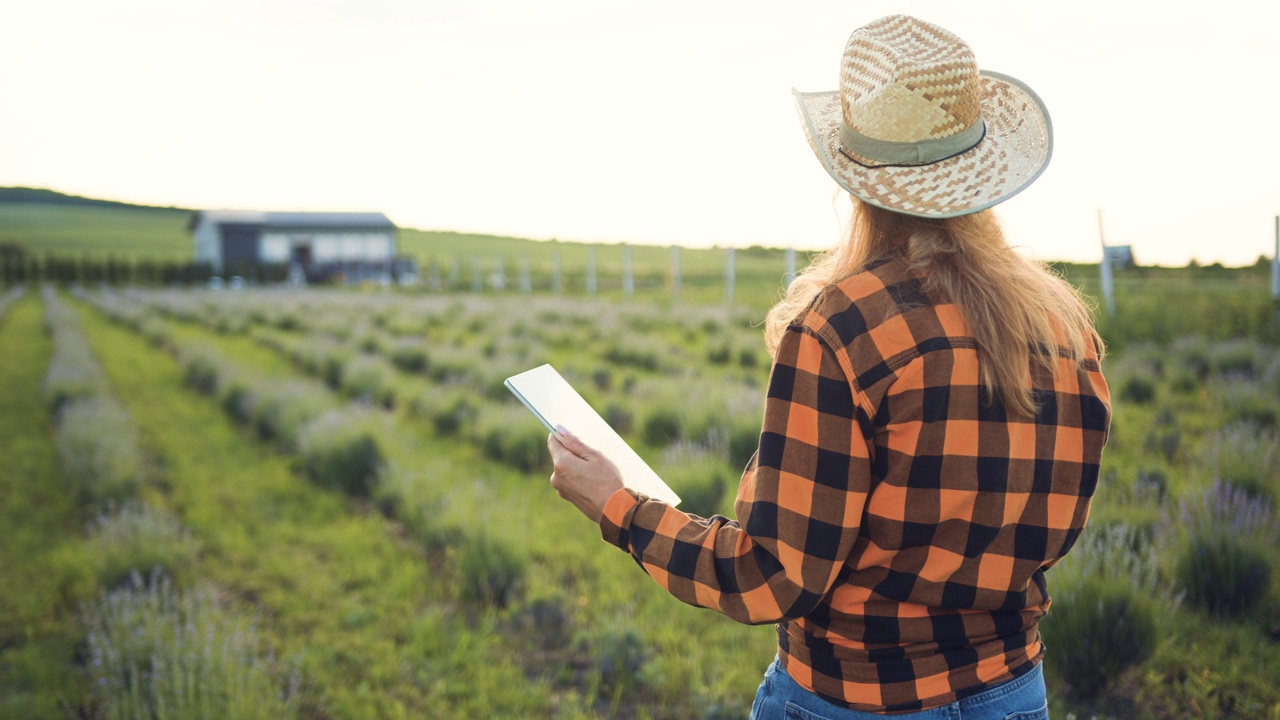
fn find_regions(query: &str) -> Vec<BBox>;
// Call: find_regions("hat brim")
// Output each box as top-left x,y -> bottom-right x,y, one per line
793,71 -> 1052,218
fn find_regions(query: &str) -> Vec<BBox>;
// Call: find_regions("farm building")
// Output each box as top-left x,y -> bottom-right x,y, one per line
189,210 -> 415,283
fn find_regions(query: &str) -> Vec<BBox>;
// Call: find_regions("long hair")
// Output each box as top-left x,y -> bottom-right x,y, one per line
765,197 -> 1103,418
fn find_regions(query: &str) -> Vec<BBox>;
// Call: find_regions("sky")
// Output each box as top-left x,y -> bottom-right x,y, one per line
2,0 -> 1279,266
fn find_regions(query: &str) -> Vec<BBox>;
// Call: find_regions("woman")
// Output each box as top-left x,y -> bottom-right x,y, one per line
547,14 -> 1111,719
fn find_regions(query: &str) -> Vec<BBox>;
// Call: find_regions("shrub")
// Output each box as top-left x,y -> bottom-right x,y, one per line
660,441 -> 735,517
1040,575 -> 1160,697
1176,536 -> 1271,619
252,380 -> 333,450
56,396 -> 141,507
1118,375 -> 1157,404
593,628 -> 649,693
1165,481 -> 1277,618
513,596 -> 573,650
723,414 -> 762,470
339,354 -> 398,408
1040,524 -> 1176,697
707,341 -> 732,365
591,368 -> 614,392
1212,338 -> 1265,379
1142,428 -> 1181,463
1168,370 -> 1200,393
179,345 -> 227,395
666,463 -> 730,518
82,572 -> 302,720
1170,336 -> 1212,381
297,408 -> 386,496
42,292 -> 107,413
411,387 -> 478,436
684,387 -> 764,469
136,316 -> 171,348
1199,423 -> 1279,501
640,407 -> 683,447
1217,379 -> 1278,429
220,373 -> 260,424
738,346 -> 761,369
604,403 -> 634,436
0,285 -> 25,319
603,339 -> 661,371
390,336 -> 430,373
426,344 -> 477,384
458,529 -> 526,608
473,403 -> 550,473
87,501 -> 199,590
319,342 -> 355,389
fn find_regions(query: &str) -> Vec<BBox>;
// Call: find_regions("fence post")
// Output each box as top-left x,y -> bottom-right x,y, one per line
520,256 -> 531,294
671,245 -> 681,302
1098,209 -> 1115,316
725,247 -> 736,305
785,246 -> 797,288
622,244 -> 633,299
1272,216 -> 1279,300
429,258 -> 442,291
587,246 -> 597,298
471,256 -> 482,293
493,255 -> 505,291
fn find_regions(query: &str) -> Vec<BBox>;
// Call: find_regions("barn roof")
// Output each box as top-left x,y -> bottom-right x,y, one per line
188,210 -> 396,231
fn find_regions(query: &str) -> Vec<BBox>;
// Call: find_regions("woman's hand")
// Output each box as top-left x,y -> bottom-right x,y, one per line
547,426 -> 625,524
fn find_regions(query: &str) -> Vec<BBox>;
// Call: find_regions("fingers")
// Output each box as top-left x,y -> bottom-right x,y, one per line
551,425 -> 593,459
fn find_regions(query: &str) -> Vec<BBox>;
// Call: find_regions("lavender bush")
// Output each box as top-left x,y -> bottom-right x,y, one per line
83,572 -> 301,720
1199,423 -> 1279,502
1040,524 -> 1178,697
389,336 -> 431,373
87,501 -> 199,590
249,379 -> 333,450
1165,481 -> 1276,618
1215,377 -> 1278,429
57,395 -> 140,506
0,284 -> 26,319
297,407 -> 387,496
42,288 -> 107,412
408,383 -> 477,436
471,402 -> 550,473
457,527 -> 527,609
338,353 -> 398,408
656,440 -> 735,518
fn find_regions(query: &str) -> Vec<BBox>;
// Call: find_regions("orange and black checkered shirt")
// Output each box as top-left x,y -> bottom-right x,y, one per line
599,257 -> 1111,713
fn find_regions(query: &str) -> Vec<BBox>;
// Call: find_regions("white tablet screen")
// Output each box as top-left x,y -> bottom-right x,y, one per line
505,364 -> 681,507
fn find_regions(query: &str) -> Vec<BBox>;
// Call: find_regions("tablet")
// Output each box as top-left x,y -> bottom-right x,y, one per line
505,364 -> 681,507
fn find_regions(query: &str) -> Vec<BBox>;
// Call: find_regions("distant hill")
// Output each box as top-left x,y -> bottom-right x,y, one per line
0,187 -> 192,212
0,188 -> 195,259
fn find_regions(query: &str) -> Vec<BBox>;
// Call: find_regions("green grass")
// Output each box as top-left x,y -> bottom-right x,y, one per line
73,300 -> 560,718
85,290 -> 782,718
7,282 -> 1280,718
0,296 -> 89,718
0,203 -> 193,260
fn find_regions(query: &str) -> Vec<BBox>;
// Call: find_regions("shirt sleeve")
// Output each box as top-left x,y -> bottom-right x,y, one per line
598,324 -> 873,625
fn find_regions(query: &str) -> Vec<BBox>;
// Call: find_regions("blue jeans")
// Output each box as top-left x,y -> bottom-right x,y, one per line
749,656 -> 1048,720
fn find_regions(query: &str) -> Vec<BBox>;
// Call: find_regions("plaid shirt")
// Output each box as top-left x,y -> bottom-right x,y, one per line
599,257 -> 1111,713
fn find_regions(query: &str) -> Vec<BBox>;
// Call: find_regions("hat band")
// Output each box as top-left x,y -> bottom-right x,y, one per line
838,119 -> 986,166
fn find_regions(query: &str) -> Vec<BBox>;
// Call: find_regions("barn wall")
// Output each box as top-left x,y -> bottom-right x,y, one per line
193,219 -> 222,269
219,225 -> 261,272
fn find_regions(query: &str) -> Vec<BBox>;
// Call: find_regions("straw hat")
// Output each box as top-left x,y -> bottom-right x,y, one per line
793,15 -> 1052,218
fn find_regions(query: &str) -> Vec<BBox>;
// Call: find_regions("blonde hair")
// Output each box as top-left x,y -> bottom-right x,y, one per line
765,197 -> 1103,418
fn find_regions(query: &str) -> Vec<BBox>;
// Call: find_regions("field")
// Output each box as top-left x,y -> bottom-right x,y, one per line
1,275 -> 1278,720
2,188 -> 1280,718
